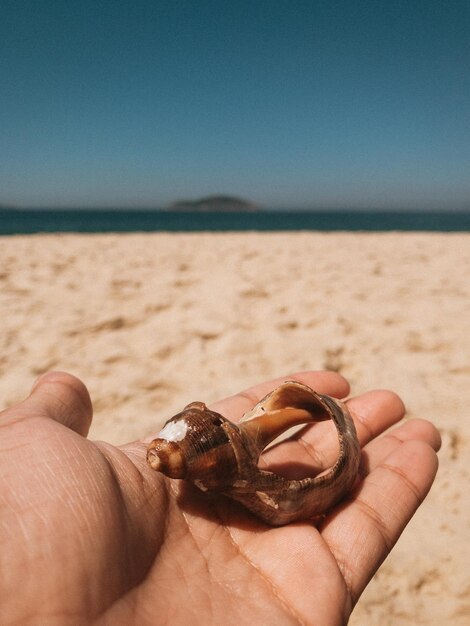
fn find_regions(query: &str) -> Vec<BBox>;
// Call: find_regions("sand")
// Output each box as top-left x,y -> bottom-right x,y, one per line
1,231 -> 469,623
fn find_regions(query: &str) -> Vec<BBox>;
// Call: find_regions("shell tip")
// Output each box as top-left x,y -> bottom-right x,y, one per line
147,448 -> 162,472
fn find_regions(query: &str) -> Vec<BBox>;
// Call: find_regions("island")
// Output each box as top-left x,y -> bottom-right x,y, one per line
169,195 -> 258,212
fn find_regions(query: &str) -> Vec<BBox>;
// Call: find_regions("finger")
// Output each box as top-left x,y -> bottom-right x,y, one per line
262,390 -> 405,474
347,390 -> 406,446
319,439 -> 439,606
2,371 -> 93,436
359,417 -> 441,476
210,370 -> 350,421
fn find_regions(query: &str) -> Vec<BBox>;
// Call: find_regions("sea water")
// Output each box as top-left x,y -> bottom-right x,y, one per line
0,209 -> 469,235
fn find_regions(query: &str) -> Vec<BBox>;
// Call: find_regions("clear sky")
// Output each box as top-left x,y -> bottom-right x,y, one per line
1,0 -> 469,210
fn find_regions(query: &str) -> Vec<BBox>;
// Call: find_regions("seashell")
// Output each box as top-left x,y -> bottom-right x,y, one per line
147,381 -> 360,525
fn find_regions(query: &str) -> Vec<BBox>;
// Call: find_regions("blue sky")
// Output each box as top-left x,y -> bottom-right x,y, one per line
1,0 -> 469,209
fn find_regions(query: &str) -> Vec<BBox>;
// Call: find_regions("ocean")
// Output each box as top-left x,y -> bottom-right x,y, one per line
1,209 -> 469,235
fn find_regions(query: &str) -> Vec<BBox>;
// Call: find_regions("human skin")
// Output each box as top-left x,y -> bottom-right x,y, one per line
0,371 -> 440,625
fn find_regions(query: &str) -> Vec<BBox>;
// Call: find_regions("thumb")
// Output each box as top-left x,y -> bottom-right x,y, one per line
12,371 -> 93,436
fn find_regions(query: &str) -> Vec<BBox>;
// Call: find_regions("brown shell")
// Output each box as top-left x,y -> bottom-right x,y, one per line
147,381 -> 360,525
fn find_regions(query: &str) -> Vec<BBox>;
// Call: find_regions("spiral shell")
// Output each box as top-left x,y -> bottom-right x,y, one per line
147,381 -> 360,525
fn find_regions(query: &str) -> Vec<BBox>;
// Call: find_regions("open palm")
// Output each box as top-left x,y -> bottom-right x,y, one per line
0,371 -> 440,625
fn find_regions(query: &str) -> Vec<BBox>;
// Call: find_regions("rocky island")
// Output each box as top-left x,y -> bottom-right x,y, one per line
169,195 -> 258,212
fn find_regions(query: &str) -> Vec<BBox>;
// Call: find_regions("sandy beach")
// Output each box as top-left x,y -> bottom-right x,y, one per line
1,231 -> 469,624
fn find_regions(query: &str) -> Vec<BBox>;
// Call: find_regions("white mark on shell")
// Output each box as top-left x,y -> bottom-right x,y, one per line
256,491 -> 279,509
158,420 -> 188,442
194,480 -> 208,492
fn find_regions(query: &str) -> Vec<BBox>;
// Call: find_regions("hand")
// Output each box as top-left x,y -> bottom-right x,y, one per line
0,371 -> 440,625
